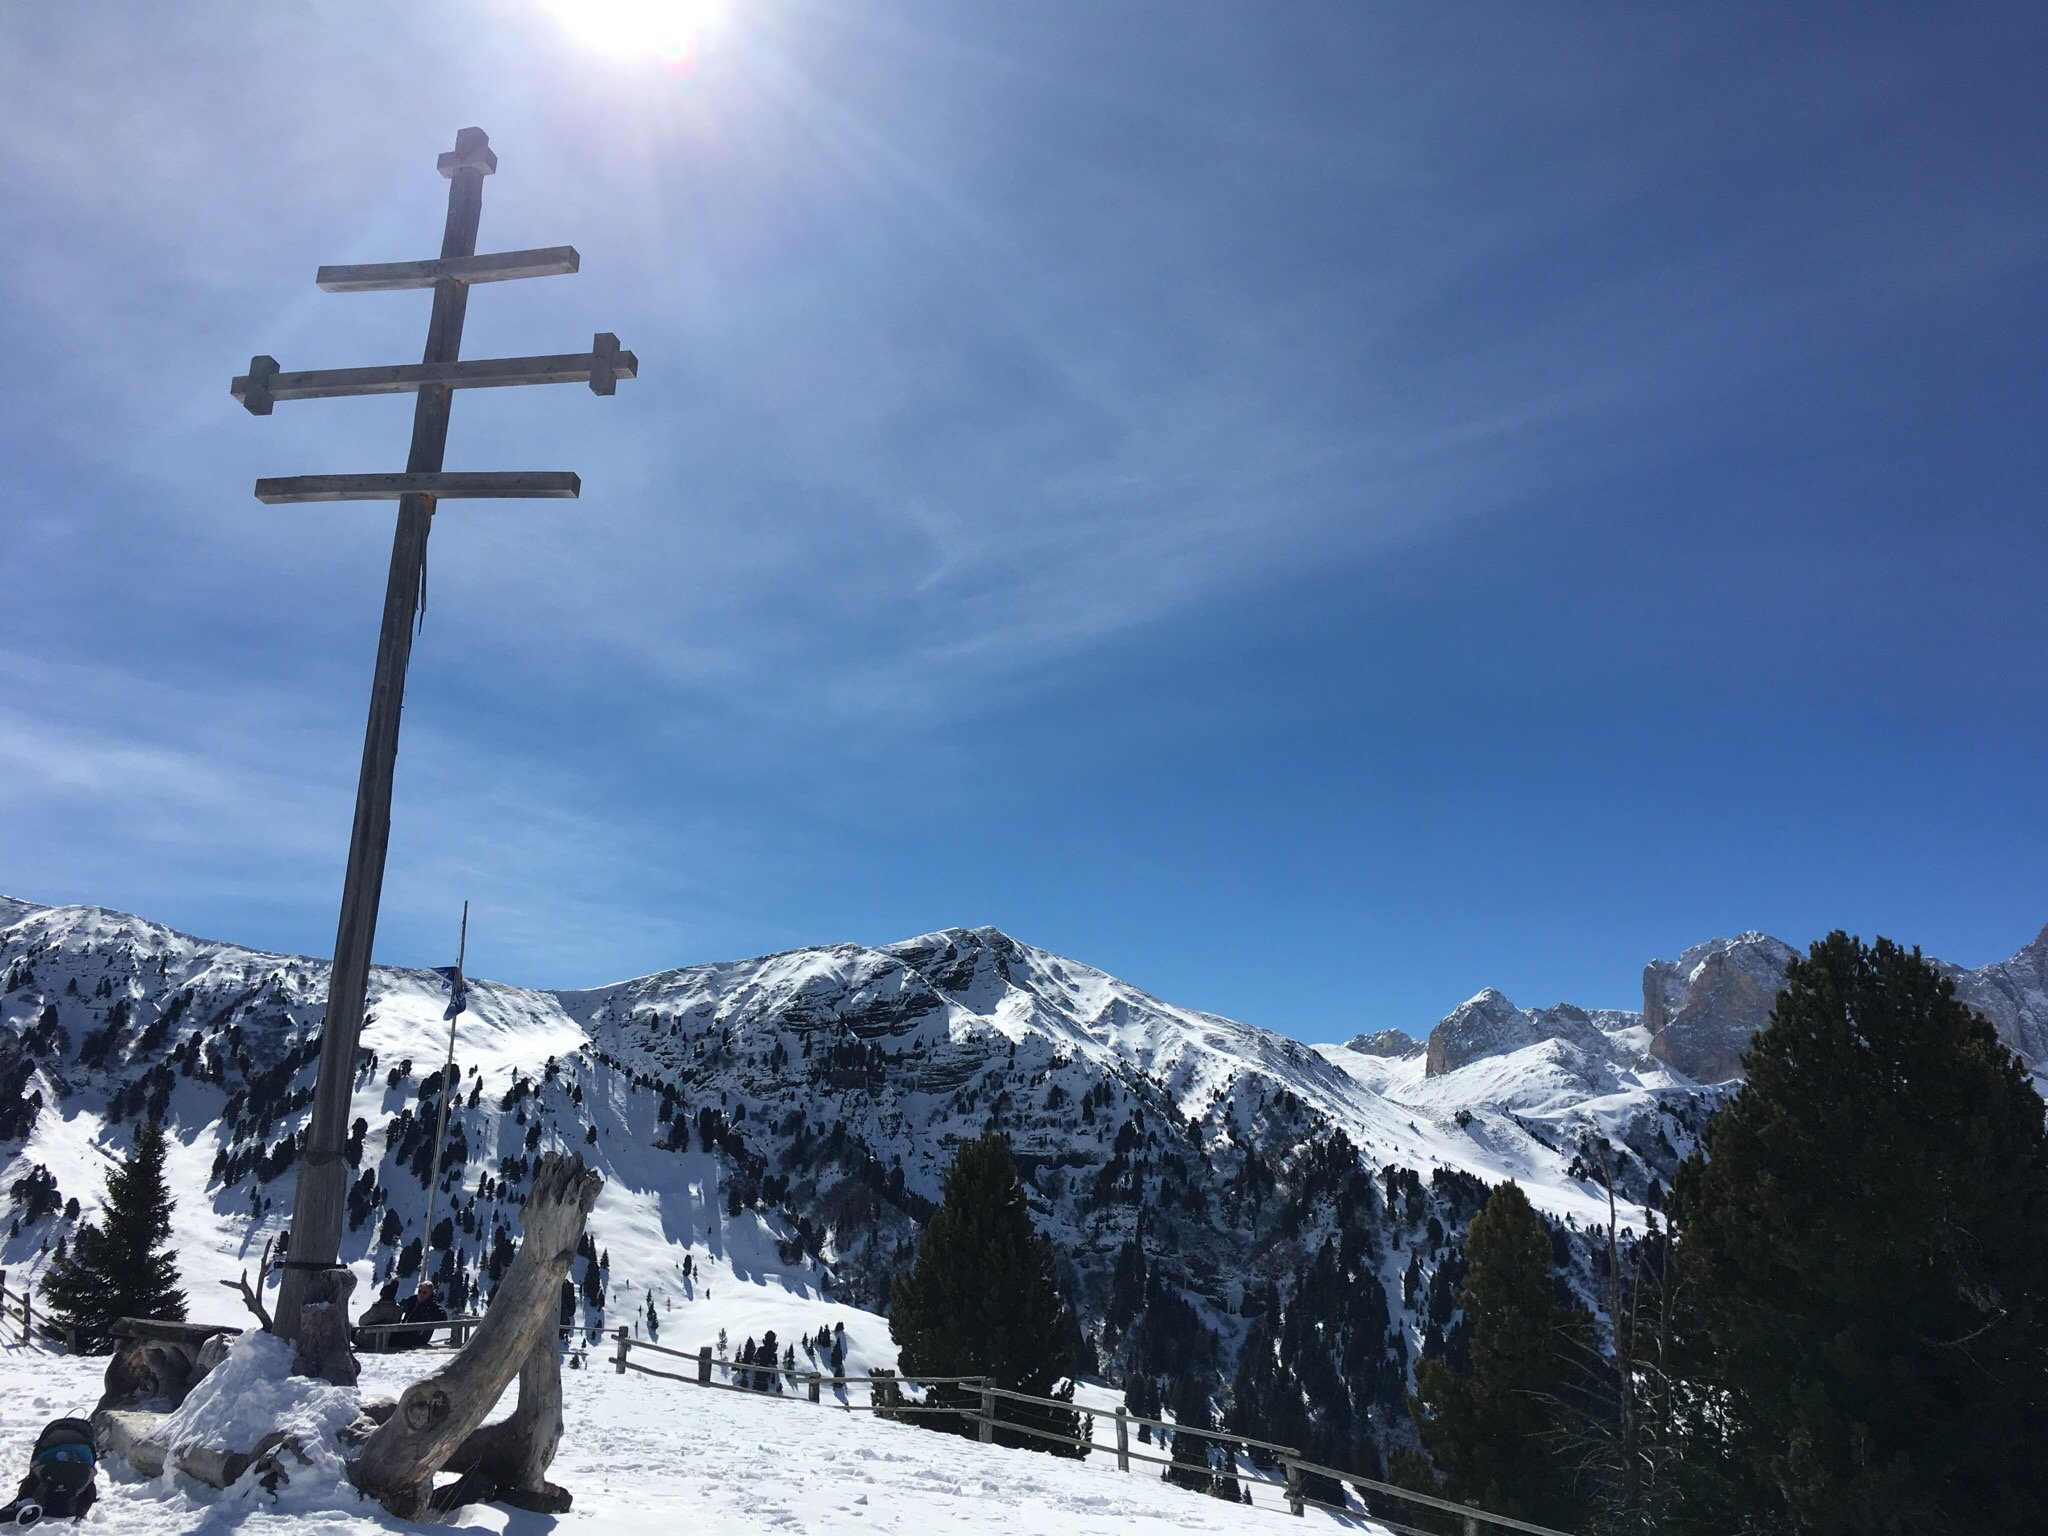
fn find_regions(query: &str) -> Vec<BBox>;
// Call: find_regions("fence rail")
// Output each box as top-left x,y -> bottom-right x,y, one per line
0,1269 -> 75,1353
608,1331 -> 1574,1536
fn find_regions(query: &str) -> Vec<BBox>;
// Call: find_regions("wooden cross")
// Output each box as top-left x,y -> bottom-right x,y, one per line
237,127 -> 636,1344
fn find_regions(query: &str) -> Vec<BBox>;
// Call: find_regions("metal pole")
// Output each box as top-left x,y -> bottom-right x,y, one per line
418,901 -> 467,1276
275,128 -> 495,1341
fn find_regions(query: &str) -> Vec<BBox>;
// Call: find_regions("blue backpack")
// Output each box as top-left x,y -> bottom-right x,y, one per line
2,1419 -> 96,1527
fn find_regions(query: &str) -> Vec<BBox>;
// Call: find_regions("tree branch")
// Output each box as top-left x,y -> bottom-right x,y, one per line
218,1238 -> 275,1332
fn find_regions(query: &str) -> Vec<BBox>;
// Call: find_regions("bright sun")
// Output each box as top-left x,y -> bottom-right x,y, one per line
542,0 -> 725,68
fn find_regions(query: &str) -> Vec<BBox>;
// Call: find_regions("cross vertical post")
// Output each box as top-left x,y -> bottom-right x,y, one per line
245,127 -> 636,1344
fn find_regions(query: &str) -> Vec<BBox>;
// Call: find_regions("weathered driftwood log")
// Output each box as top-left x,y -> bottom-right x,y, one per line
94,1408 -> 305,1493
436,1333 -> 570,1513
350,1152 -> 601,1520
99,1322 -> 239,1413
96,1409 -> 169,1477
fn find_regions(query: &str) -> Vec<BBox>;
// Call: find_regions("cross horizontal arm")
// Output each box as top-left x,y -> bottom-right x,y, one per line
315,246 -> 580,293
233,337 -> 637,413
254,471 -> 581,503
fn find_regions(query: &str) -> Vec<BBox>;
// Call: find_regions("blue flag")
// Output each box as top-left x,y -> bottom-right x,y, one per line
432,965 -> 468,1021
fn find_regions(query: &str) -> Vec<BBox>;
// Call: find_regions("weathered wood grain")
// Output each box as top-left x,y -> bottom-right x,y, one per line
254,471 -> 580,503
316,245 -> 578,292
351,1153 -> 601,1521
232,340 -> 636,410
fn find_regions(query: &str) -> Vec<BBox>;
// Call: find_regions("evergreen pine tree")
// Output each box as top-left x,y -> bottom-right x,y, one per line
41,1119 -> 186,1349
1667,932 -> 2048,1534
1409,1180 -> 1586,1526
1162,1374 -> 1217,1492
890,1129 -> 1083,1454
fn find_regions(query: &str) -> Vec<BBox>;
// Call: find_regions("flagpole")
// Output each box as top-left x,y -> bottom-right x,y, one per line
420,900 -> 467,1286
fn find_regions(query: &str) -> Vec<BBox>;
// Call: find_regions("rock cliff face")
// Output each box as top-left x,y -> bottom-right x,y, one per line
1943,924 -> 2048,1066
1423,991 -> 1633,1077
1345,1028 -> 1422,1059
1642,934 -> 1801,1083
1416,926 -> 2047,1089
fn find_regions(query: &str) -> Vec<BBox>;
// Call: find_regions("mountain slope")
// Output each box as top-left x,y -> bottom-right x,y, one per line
2,896 -> 2041,1475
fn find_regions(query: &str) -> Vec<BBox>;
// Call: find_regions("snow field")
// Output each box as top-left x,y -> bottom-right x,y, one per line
0,1342 -> 1391,1536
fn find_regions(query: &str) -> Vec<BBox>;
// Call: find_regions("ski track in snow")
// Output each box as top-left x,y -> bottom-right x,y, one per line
0,1345 -> 1389,1535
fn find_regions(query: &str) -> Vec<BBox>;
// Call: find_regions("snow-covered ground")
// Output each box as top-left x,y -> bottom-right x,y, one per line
0,1339 -> 1390,1535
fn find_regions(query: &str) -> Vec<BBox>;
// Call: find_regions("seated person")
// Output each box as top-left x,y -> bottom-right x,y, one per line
355,1279 -> 404,1348
399,1280 -> 448,1350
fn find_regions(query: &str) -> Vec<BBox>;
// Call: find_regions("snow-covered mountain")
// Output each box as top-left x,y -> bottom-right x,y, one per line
2,896 -> 2041,1472
1404,924 -> 2048,1092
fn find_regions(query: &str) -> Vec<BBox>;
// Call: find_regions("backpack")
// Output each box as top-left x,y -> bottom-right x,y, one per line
1,1418 -> 97,1527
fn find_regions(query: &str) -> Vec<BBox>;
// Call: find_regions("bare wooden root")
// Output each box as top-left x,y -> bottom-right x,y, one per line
349,1151 -> 601,1520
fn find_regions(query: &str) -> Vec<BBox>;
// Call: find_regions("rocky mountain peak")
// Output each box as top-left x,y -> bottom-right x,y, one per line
1642,933 -> 1799,1083
1423,989 -> 1630,1077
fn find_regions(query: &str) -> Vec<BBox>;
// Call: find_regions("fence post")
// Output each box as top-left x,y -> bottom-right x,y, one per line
1464,1503 -> 1482,1536
808,1371 -> 821,1404
613,1326 -> 629,1375
1283,1458 -> 1305,1517
978,1380 -> 994,1444
20,1288 -> 30,1347
698,1345 -> 712,1384
1114,1406 -> 1130,1472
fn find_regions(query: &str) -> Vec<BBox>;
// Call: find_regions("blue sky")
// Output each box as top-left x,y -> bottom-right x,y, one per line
2,3 -> 2044,1041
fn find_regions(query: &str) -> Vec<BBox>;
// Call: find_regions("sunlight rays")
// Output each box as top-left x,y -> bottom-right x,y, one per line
541,0 -> 726,75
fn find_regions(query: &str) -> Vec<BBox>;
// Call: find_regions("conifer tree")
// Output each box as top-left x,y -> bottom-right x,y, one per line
890,1129 -> 1083,1454
1162,1374 -> 1220,1493
1408,1180 -> 1586,1525
1667,932 -> 2048,1533
41,1120 -> 185,1349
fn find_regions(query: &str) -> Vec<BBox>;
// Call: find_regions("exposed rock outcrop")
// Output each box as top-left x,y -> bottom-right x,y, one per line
1943,924 -> 2048,1066
1642,933 -> 1798,1083
1346,1028 -> 1423,1059
1424,990 -> 1630,1077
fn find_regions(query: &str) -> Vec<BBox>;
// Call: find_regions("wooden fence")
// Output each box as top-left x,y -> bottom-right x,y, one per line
0,1269 -> 76,1353
609,1331 -> 1576,1536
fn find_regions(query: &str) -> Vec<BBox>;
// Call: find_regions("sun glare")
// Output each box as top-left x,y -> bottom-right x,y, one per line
543,0 -> 725,73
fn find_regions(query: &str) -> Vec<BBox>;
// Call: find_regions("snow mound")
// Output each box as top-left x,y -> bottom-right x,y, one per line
153,1330 -> 362,1513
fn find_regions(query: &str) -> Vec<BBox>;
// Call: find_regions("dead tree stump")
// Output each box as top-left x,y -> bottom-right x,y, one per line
350,1152 -> 601,1520
293,1266 -> 360,1386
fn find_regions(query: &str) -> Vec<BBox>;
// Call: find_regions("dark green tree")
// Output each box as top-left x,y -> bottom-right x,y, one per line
41,1120 -> 186,1349
890,1129 -> 1084,1454
1162,1371 -> 1243,1499
1409,1180 -> 1587,1526
1668,932 -> 2048,1534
